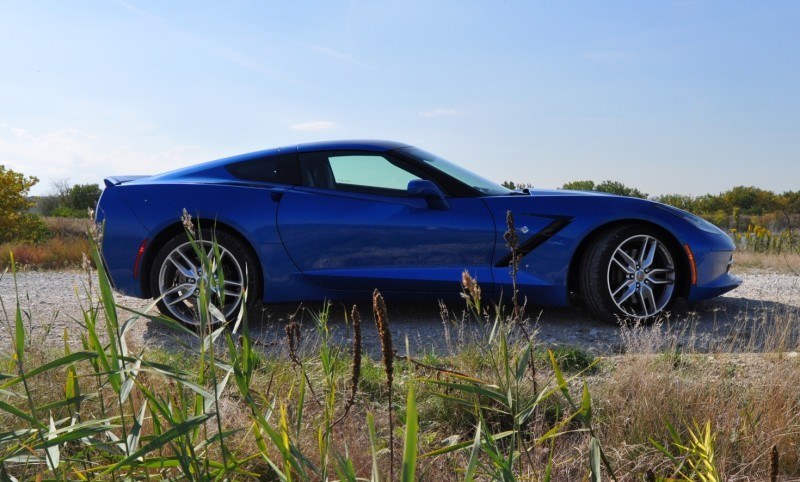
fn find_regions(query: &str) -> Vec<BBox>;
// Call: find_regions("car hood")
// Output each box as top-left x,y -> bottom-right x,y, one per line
525,188 -> 618,198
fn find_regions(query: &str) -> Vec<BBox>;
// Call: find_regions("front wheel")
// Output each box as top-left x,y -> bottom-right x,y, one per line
579,225 -> 679,322
150,230 -> 261,326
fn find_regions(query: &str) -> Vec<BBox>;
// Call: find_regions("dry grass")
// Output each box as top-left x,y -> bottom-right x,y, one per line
1,220 -> 799,479
0,216 -> 90,269
41,216 -> 91,239
2,302 -> 799,480
0,237 -> 90,269
733,250 -> 800,274
594,353 -> 800,480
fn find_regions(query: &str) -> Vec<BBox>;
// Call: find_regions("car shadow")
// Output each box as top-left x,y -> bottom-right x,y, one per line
137,293 -> 800,357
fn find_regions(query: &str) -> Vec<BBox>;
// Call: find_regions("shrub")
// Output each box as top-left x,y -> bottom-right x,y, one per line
0,165 -> 47,243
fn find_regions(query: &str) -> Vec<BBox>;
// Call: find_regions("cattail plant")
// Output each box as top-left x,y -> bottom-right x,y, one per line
503,210 -> 522,323
770,445 -> 779,482
461,269 -> 482,321
285,319 -> 301,365
284,316 -> 320,404
373,289 -> 395,481
334,305 -> 362,427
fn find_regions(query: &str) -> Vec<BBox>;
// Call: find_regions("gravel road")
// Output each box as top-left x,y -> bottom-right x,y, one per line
1,269 -> 798,356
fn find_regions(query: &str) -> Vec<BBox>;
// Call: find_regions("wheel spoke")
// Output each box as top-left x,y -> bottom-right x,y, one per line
637,237 -> 649,266
612,256 -> 633,274
641,238 -> 658,269
223,279 -> 243,298
612,279 -> 634,297
615,282 -> 637,304
647,268 -> 675,285
164,284 -> 197,306
167,253 -> 197,278
640,283 -> 657,316
613,248 -> 637,273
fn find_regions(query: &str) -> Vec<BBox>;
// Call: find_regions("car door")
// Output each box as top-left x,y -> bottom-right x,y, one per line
276,150 -> 496,294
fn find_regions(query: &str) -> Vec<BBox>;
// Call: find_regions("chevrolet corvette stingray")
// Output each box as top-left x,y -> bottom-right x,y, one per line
96,140 -> 741,325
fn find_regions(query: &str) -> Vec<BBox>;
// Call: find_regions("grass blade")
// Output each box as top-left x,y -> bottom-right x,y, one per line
589,436 -> 601,482
463,420 -> 481,482
103,412 -> 215,474
367,412 -> 380,482
400,378 -> 418,482
46,415 -> 60,471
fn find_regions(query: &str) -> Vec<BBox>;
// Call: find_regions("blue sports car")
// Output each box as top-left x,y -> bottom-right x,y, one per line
96,140 -> 741,325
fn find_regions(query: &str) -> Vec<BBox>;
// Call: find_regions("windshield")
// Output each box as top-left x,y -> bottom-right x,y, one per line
399,147 -> 512,196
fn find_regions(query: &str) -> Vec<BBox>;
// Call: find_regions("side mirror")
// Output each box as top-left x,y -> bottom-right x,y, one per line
407,180 -> 449,210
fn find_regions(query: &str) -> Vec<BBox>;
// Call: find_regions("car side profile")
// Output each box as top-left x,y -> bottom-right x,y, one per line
96,140 -> 741,325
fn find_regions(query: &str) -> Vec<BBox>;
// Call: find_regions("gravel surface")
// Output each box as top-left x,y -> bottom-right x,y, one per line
1,269 -> 798,356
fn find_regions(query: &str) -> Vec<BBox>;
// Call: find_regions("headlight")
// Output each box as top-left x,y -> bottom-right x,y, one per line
682,213 -> 725,235
654,203 -> 726,235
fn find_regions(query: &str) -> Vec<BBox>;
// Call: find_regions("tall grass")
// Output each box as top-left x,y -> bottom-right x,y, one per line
0,214 -> 798,479
0,217 -> 90,269
732,224 -> 799,255
0,215 -> 610,480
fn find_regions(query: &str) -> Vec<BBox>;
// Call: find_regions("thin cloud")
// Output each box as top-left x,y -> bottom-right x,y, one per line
419,108 -> 458,118
113,0 -> 274,76
290,121 -> 337,132
309,45 -> 371,68
0,123 -> 200,195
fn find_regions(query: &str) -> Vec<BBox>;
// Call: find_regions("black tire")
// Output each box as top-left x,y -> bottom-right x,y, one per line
579,225 -> 679,322
149,229 -> 261,326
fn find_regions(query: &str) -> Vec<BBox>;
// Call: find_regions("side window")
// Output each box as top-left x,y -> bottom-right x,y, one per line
226,153 -> 298,185
299,151 -> 421,195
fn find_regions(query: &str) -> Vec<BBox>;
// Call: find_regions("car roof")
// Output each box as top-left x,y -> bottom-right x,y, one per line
296,139 -> 410,152
117,140 -> 412,185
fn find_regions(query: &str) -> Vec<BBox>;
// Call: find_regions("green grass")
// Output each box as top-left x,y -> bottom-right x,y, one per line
0,220 -> 797,480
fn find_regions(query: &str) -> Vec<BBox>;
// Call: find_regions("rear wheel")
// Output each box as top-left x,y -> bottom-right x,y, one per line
150,230 -> 261,326
580,225 -> 679,322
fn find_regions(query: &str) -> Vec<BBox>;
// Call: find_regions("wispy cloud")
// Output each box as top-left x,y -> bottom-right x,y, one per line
309,45 -> 371,68
290,121 -> 337,132
419,108 -> 458,118
0,123 -> 200,195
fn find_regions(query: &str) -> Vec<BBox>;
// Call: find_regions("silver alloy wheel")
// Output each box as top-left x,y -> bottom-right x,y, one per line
157,240 -> 245,326
606,234 -> 676,318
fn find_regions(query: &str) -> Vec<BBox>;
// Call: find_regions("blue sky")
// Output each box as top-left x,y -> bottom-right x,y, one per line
1,1 -> 798,196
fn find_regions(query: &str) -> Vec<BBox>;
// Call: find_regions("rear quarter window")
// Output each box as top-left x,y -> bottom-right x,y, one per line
226,153 -> 299,185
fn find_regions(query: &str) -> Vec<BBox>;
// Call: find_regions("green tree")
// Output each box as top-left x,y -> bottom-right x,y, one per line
653,193 -> 696,212
68,183 -> 102,212
561,179 -> 648,198
562,180 -> 596,192
723,186 -> 778,215
502,180 -> 534,190
0,165 -> 48,243
594,180 -> 648,199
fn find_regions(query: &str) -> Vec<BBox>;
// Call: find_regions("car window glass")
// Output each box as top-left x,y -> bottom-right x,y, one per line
300,152 -> 423,195
226,153 -> 298,184
329,155 -> 420,191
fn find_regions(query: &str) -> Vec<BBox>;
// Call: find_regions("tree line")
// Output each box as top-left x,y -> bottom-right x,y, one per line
504,180 -> 800,230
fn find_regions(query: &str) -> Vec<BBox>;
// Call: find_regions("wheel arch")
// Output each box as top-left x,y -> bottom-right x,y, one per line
567,219 -> 691,303
140,221 -> 264,299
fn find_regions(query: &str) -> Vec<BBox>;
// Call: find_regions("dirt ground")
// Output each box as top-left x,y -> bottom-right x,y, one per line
1,268 -> 798,357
